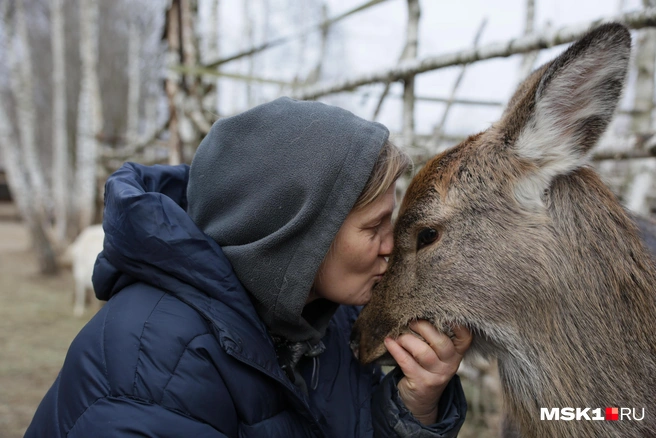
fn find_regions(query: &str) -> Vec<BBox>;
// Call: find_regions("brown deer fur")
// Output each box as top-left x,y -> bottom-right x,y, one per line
352,23 -> 656,437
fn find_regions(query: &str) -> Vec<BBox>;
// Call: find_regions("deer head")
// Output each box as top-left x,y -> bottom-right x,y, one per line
353,23 -> 656,436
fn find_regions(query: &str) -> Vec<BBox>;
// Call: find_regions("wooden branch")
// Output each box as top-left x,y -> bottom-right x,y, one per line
304,3 -> 330,86
402,0 -> 420,149
373,0 -> 419,122
427,18 -> 487,149
101,122 -> 169,160
593,133 -> 656,160
517,0 -> 539,82
185,97 -> 213,134
166,0 -> 183,165
632,8 -> 656,131
243,0 -> 255,106
203,0 -> 390,69
365,91 -> 652,111
180,0 -> 198,94
402,132 -> 656,163
593,150 -> 656,161
170,64 -> 292,85
293,7 -> 656,100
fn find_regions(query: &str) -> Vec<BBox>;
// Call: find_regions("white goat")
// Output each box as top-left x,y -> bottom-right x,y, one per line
68,224 -> 104,317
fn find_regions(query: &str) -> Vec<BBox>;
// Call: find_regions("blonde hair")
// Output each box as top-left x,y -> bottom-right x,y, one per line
352,140 -> 412,211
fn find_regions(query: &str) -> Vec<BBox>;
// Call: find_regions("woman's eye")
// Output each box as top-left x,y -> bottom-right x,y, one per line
368,222 -> 381,232
416,228 -> 439,251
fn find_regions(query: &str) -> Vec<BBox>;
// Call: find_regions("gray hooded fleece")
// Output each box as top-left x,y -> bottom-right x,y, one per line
186,97 -> 388,378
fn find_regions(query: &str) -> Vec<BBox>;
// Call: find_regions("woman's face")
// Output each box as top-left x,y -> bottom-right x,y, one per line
310,183 -> 396,306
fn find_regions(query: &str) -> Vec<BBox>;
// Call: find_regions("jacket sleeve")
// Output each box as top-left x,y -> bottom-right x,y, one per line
371,367 -> 467,438
66,396 -> 227,438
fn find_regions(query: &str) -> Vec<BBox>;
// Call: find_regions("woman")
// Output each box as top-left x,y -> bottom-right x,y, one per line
26,97 -> 470,437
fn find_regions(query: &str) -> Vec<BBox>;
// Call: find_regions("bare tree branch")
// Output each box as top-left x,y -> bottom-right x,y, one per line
100,121 -> 169,160
304,3 -> 329,85
517,0 -> 540,82
203,0 -> 390,69
170,64 -> 292,85
373,0 -> 419,122
427,18 -> 487,151
293,7 -> 656,100
401,0 -> 420,150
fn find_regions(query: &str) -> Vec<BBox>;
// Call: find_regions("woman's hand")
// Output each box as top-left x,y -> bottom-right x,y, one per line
384,321 -> 472,425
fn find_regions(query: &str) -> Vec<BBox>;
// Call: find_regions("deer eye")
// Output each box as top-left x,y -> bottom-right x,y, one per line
417,228 -> 439,251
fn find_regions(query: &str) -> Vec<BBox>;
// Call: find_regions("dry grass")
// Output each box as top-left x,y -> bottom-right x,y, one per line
0,214 -> 92,437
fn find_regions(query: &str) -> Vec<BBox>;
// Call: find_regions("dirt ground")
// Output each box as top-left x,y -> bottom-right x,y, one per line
0,202 -> 499,437
0,207 -> 91,437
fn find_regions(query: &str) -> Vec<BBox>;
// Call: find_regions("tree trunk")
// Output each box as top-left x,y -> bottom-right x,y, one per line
402,0 -> 420,150
12,0 -> 48,215
204,0 -> 221,114
244,0 -> 255,106
8,0 -> 58,274
166,0 -> 183,165
52,0 -> 69,243
75,0 -> 103,230
0,94 -> 32,234
126,17 -> 142,145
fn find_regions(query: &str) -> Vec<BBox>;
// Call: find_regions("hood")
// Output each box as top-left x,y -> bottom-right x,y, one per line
93,162 -> 266,336
186,97 -> 389,344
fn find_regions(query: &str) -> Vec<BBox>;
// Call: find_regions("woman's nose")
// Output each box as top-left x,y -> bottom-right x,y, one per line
379,228 -> 393,258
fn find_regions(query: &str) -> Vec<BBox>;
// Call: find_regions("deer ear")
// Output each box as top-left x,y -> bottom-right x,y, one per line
507,23 -> 630,204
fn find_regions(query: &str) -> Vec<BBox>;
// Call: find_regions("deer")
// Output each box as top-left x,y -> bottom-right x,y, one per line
351,23 -> 656,438
62,224 -> 105,317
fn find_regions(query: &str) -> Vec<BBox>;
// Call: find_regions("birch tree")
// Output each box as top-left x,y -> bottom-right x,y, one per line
8,0 -> 59,273
401,0 -> 420,151
126,16 -> 142,145
52,0 -> 69,242
12,0 -> 48,215
244,0 -> 255,106
165,0 -> 183,165
76,0 -> 103,230
200,0 -> 221,113
0,2 -> 31,227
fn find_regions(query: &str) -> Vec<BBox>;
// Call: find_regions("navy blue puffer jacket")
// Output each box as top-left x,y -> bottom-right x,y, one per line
25,163 -> 466,437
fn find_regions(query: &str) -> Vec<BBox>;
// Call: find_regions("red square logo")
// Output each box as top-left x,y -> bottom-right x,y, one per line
606,407 -> 619,421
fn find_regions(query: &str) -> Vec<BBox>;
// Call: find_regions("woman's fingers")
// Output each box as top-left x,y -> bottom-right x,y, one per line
385,321 -> 473,426
384,337 -> 422,378
385,321 -> 473,377
396,332 -> 441,369
409,320 -> 456,362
